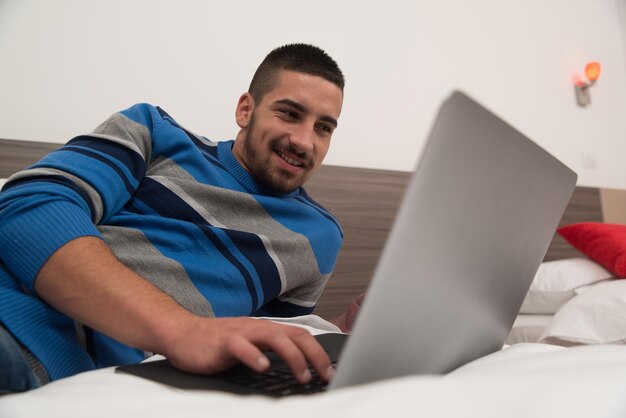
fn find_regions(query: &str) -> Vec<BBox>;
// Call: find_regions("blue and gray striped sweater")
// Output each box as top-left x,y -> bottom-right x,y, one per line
0,103 -> 343,380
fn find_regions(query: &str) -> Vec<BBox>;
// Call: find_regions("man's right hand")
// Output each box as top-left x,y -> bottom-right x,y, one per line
35,236 -> 334,383
161,316 -> 335,383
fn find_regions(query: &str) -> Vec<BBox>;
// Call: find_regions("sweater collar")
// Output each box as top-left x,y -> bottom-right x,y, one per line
218,140 -> 302,197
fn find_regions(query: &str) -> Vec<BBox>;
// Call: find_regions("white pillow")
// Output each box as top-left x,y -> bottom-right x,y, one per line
539,279 -> 626,345
0,178 -> 6,189
506,314 -> 553,344
519,257 -> 613,314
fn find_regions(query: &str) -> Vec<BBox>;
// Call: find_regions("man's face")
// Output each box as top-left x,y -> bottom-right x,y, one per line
232,70 -> 343,194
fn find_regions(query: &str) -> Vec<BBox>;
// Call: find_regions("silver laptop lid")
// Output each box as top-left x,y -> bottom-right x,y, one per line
330,91 -> 577,389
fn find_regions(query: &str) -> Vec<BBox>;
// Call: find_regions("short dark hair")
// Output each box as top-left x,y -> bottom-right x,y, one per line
248,43 -> 345,103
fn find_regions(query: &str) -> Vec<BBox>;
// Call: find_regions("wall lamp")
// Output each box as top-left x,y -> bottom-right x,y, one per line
575,62 -> 601,107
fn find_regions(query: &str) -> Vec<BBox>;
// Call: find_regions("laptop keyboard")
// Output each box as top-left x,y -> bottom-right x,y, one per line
231,362 -> 336,396
116,333 -> 348,396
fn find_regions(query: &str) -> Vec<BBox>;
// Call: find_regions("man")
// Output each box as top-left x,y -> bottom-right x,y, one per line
0,44 -> 359,392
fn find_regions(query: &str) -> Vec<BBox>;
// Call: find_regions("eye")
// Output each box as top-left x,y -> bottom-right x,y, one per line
315,123 -> 334,135
278,109 -> 300,121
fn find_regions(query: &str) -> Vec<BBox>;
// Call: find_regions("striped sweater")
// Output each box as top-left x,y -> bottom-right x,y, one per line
0,103 -> 343,380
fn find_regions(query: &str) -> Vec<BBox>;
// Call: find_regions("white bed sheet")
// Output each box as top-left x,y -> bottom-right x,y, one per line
2,338 -> 626,418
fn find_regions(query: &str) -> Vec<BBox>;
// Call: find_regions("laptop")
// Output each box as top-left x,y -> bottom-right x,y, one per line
117,90 -> 577,395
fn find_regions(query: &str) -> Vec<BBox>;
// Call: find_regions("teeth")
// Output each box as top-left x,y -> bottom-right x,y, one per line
278,151 -> 303,167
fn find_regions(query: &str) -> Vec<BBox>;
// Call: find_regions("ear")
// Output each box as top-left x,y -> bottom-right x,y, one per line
235,93 -> 254,129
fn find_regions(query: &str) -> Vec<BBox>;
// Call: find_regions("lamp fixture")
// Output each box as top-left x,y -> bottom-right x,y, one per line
575,62 -> 601,107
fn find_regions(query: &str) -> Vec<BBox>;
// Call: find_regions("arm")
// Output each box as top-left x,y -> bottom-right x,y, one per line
36,236 -> 334,382
0,104 -> 332,382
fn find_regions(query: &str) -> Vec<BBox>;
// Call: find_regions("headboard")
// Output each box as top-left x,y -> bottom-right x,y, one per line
0,138 -> 603,319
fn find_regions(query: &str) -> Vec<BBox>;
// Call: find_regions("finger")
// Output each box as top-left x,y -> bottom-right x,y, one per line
355,293 -> 366,305
259,331 -> 313,383
342,293 -> 367,333
226,334 -> 271,373
285,328 -> 334,382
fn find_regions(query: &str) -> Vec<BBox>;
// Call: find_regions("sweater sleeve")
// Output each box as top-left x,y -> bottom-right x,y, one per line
0,103 -> 160,292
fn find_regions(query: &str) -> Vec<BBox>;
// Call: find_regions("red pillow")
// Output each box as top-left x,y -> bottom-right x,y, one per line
558,222 -> 626,278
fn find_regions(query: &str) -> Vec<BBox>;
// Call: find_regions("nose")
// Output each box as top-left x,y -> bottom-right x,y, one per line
288,123 -> 315,155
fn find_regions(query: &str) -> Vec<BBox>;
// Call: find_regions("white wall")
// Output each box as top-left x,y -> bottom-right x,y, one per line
1,0 -> 625,188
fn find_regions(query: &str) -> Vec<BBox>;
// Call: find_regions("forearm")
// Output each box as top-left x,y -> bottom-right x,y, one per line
34,236 -> 190,356
34,236 -> 335,382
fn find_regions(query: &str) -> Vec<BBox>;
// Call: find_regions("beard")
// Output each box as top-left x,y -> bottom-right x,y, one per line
241,115 -> 314,194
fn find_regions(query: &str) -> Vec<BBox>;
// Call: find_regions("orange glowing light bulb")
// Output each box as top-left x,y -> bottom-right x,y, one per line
585,62 -> 601,82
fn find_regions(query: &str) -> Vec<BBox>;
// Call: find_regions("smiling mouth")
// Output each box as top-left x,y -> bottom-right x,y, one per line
276,150 -> 304,168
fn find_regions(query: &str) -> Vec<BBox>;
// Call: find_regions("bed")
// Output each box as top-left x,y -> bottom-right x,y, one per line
1,137 -> 626,417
